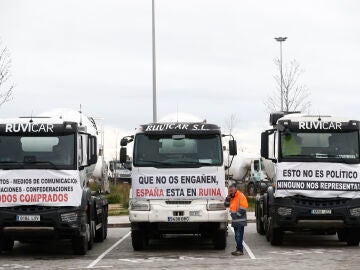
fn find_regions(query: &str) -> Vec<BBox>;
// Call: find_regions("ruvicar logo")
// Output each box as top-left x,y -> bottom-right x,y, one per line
299,121 -> 342,130
145,123 -> 207,131
5,123 -> 54,133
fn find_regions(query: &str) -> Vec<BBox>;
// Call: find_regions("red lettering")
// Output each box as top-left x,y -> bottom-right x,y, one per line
17,193 -> 69,203
0,194 -> 17,203
135,188 -> 164,197
198,188 -> 221,197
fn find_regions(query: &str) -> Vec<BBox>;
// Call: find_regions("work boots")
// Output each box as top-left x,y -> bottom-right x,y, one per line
231,250 -> 244,256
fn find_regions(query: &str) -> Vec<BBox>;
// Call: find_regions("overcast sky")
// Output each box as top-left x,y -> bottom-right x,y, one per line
1,0 -> 360,158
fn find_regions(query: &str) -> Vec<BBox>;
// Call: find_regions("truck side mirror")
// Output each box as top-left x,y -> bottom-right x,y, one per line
109,162 -> 114,172
120,138 -> 128,147
120,147 -> 127,163
261,131 -> 269,159
229,140 -> 237,156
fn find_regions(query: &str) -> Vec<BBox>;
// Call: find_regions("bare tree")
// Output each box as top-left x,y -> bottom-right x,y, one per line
223,113 -> 239,135
0,41 -> 14,106
265,59 -> 310,112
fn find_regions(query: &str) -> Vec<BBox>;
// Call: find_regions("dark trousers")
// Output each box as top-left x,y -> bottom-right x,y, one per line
234,226 -> 244,252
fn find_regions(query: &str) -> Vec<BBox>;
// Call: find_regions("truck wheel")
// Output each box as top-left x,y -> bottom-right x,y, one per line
72,233 -> 89,255
337,229 -> 346,242
88,217 -> 95,250
72,213 -> 91,255
131,230 -> 146,251
266,218 -> 283,246
104,210 -> 108,240
0,238 -> 14,253
213,229 -> 227,250
248,183 -> 255,196
95,207 -> 107,242
265,217 -> 270,242
256,204 -> 265,235
346,229 -> 360,246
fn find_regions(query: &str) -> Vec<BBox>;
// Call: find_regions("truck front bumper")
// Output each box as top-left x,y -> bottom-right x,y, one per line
129,207 -> 228,223
272,197 -> 360,230
0,206 -> 86,240
129,204 -> 228,234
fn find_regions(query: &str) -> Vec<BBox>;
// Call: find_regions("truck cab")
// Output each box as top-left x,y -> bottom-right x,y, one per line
108,160 -> 131,183
120,122 -> 237,250
256,112 -> 360,245
247,158 -> 267,196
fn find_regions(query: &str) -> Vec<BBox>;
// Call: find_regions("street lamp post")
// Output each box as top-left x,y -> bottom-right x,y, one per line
152,0 -> 157,123
274,37 -> 287,112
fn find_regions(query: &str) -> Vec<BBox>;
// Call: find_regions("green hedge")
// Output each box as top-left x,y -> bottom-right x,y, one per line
247,196 -> 255,212
105,183 -> 130,208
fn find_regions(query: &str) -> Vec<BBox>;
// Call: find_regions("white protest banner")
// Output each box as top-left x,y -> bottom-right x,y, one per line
275,162 -> 360,198
0,170 -> 82,207
132,170 -> 225,199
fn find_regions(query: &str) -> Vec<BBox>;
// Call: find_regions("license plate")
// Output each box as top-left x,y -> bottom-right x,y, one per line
16,215 -> 41,222
168,216 -> 190,222
310,209 -> 332,215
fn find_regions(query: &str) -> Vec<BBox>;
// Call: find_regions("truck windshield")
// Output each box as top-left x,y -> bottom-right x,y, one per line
134,134 -> 222,167
280,131 -> 359,162
0,134 -> 75,169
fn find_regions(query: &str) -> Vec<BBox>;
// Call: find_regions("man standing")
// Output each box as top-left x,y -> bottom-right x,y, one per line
225,183 -> 248,256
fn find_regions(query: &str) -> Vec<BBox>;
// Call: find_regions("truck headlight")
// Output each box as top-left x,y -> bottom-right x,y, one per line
61,212 -> 78,223
130,200 -> 150,211
207,202 -> 226,211
277,207 -> 292,216
350,207 -> 360,217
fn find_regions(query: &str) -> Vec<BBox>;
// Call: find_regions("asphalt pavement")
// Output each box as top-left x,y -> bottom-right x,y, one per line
1,223 -> 360,270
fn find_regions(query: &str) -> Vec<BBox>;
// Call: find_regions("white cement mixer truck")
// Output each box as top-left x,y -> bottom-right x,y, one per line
0,109 -> 109,255
120,122 -> 237,250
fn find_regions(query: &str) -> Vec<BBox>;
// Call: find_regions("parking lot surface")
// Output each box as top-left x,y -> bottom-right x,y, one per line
0,224 -> 359,270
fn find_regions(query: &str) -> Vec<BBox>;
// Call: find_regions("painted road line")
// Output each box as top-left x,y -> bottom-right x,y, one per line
70,267 -> 113,269
228,225 -> 256,259
87,231 -> 131,269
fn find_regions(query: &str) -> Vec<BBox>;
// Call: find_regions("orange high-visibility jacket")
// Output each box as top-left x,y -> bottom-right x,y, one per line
229,190 -> 248,212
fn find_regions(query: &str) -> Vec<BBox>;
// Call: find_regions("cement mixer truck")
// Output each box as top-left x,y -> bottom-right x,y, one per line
256,112 -> 360,246
120,122 -> 237,250
0,109 -> 109,255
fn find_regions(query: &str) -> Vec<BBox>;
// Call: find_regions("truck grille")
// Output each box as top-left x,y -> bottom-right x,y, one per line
4,206 -> 59,213
165,201 -> 192,205
290,196 -> 349,207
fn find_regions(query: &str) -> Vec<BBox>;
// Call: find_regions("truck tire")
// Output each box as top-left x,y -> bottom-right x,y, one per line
104,210 -> 108,240
213,229 -> 227,250
72,232 -> 89,255
0,238 -> 14,253
95,207 -> 107,242
346,229 -> 360,246
88,217 -> 95,250
266,217 -> 283,246
72,213 -> 91,255
337,229 -> 346,242
256,204 -> 265,235
131,230 -> 146,251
